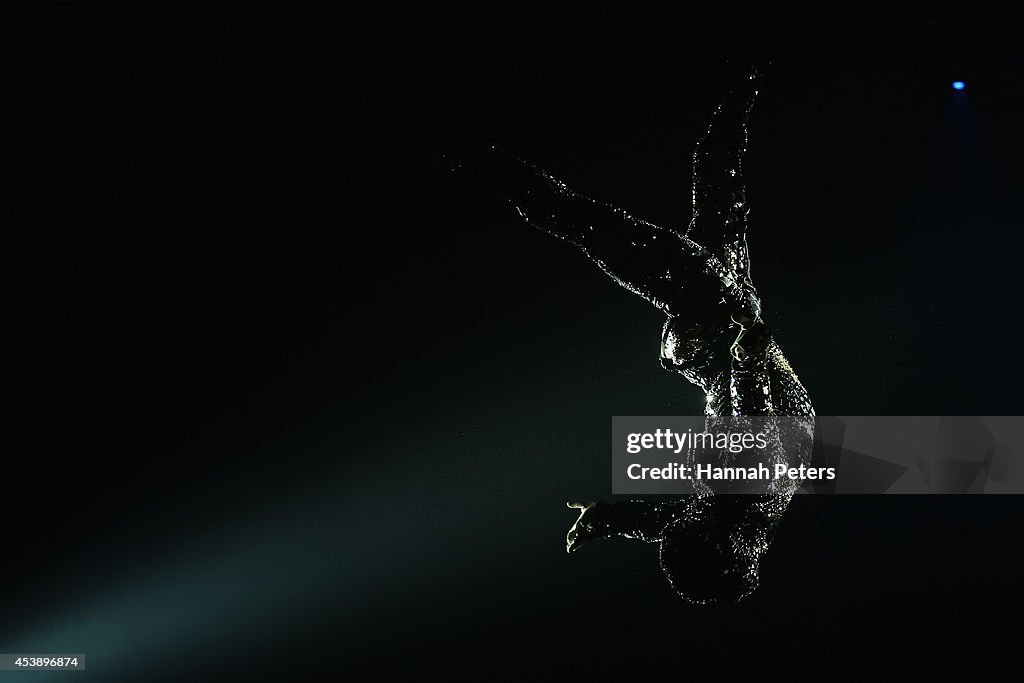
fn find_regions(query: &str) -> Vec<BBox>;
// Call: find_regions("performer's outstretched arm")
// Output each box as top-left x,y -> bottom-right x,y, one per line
566,499 -> 697,551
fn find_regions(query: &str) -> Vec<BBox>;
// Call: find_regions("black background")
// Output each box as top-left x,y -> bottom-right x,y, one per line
2,8 -> 1023,680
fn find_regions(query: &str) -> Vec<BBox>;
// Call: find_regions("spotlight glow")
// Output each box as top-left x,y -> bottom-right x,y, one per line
952,81 -> 966,91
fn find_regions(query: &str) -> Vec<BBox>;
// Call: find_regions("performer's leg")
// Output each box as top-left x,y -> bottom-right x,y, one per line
473,147 -> 736,315
688,71 -> 761,280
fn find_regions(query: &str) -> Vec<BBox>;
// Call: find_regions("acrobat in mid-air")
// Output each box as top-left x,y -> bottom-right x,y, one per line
451,71 -> 815,604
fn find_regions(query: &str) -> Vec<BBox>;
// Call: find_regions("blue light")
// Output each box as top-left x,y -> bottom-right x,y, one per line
952,81 -> 966,91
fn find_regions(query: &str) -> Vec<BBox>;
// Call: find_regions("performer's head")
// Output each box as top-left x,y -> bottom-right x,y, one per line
658,518 -> 760,605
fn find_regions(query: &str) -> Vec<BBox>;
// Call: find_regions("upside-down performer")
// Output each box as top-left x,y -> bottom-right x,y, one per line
449,70 -> 814,604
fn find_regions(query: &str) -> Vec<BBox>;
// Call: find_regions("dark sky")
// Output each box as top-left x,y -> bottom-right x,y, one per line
2,9 -> 1023,681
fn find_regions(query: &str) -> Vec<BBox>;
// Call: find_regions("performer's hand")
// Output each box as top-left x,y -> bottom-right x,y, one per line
566,500 -> 597,553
